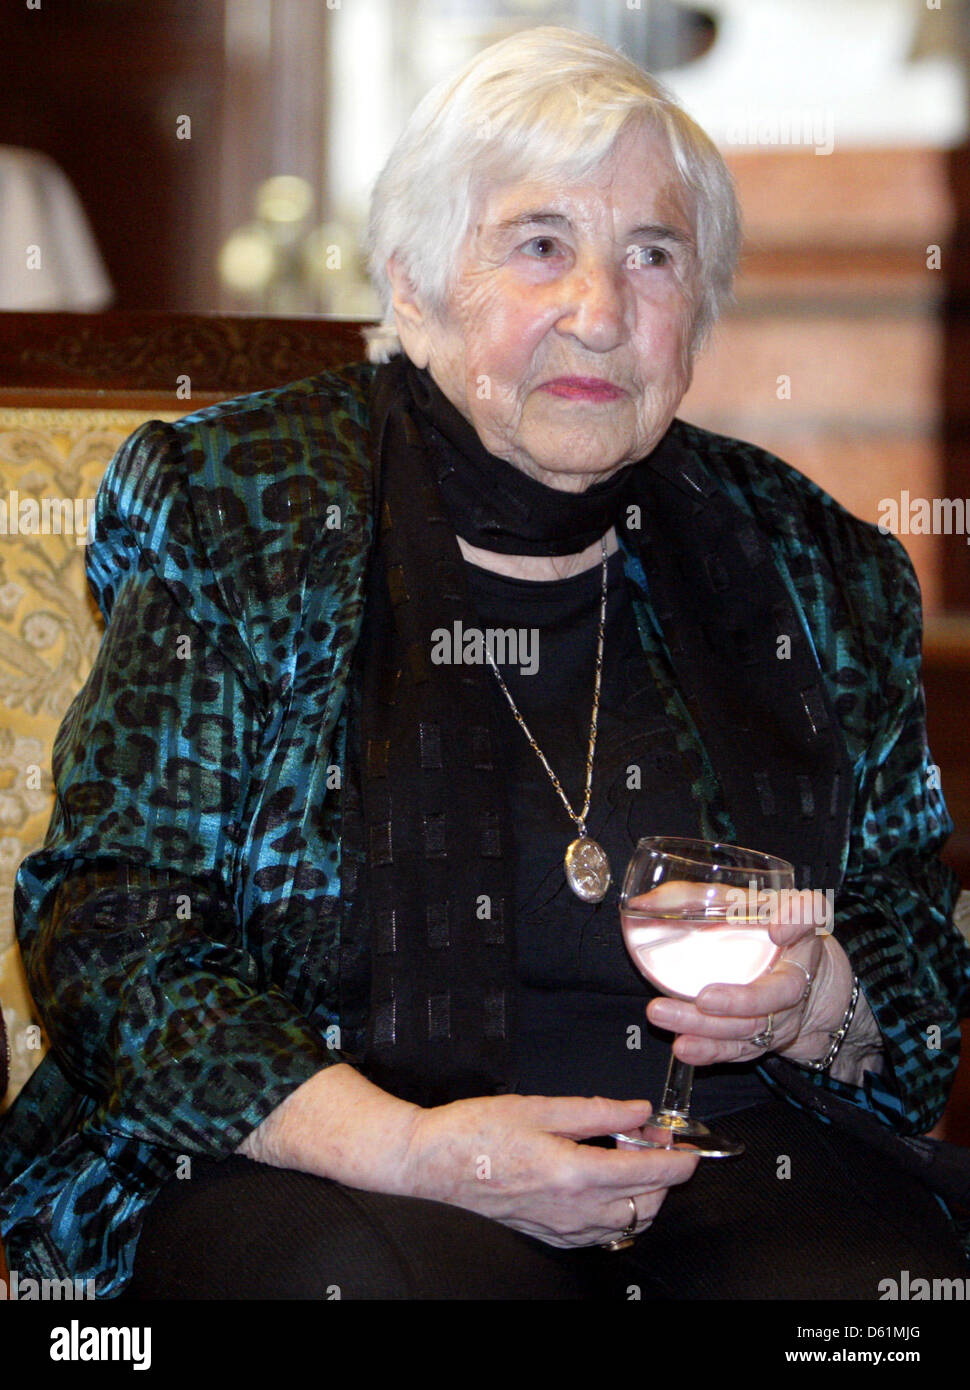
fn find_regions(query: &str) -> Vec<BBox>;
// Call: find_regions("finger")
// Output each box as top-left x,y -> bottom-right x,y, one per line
649,981 -> 798,1032
626,880 -> 737,914
774,956 -> 817,1005
672,1031 -> 779,1066
514,1187 -> 671,1248
693,963 -> 815,1018
517,1094 -> 654,1140
576,1142 -> 700,1192
601,1190 -> 661,1239
652,1003 -> 770,1041
768,890 -> 833,946
769,919 -> 816,949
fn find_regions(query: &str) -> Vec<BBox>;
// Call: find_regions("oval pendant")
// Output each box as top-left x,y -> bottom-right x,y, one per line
565,836 -> 611,903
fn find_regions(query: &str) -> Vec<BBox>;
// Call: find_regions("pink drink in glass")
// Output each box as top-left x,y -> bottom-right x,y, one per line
621,907 -> 781,1001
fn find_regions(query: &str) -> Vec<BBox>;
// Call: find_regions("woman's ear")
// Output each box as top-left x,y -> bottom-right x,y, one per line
386,255 -> 431,368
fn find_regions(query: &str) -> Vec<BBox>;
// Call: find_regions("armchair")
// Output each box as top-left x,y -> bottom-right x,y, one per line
0,312 -> 369,1113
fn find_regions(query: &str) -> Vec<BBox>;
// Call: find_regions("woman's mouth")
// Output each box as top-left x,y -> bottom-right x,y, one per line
539,377 -> 625,401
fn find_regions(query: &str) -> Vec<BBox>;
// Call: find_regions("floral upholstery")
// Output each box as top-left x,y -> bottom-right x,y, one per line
0,408 -> 178,1109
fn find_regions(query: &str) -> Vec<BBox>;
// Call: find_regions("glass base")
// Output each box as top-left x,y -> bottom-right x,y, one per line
611,1113 -> 744,1159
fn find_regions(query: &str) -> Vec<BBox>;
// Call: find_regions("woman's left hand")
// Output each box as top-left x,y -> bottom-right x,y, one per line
646,889 -> 854,1067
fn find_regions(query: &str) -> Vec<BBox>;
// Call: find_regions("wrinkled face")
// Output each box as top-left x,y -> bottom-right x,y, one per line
393,123 -> 699,492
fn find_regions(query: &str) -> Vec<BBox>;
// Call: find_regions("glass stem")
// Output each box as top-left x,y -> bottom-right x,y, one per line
659,1049 -> 695,1118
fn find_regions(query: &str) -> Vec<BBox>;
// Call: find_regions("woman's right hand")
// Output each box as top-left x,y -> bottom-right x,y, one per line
399,1091 -> 698,1247
239,1063 -> 698,1249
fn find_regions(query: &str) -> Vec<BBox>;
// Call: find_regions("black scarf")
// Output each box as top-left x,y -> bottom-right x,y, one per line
403,355 -> 637,556
348,354 -> 852,1106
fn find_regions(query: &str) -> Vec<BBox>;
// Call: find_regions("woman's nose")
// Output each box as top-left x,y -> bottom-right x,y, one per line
554,257 -> 629,351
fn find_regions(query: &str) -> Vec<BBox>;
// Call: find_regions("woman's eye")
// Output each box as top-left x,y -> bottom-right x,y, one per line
630,245 -> 669,268
521,236 -> 560,259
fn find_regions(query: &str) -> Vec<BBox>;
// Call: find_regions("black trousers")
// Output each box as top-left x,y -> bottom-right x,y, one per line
124,1100 -> 969,1300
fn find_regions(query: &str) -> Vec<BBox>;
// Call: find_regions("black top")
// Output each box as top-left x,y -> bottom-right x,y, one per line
464,549 -> 772,1117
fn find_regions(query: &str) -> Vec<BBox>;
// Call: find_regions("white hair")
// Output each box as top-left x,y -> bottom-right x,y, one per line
363,26 -> 741,363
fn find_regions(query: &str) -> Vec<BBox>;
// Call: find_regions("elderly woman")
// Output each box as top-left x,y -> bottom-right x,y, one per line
2,27 -> 969,1301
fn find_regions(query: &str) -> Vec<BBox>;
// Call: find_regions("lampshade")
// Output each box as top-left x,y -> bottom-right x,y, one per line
0,146 -> 112,310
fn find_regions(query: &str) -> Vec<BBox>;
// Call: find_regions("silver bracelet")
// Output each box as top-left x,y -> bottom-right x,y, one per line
801,976 -> 860,1072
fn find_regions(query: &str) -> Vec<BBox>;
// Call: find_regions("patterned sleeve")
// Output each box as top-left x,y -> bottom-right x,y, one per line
15,418 -> 338,1163
794,535 -> 970,1134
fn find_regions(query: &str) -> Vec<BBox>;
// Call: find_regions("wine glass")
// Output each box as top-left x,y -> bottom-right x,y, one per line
612,836 -> 795,1158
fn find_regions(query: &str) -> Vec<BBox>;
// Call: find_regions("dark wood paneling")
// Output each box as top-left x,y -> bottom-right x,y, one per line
0,312 -> 374,408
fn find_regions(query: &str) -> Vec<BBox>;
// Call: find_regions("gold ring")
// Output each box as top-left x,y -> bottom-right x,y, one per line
602,1196 -> 638,1252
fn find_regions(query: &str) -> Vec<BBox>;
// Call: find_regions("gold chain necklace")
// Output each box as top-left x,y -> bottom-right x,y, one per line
485,537 -> 612,903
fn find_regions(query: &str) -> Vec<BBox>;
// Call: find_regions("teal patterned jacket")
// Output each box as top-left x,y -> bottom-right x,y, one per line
1,360 -> 968,1295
